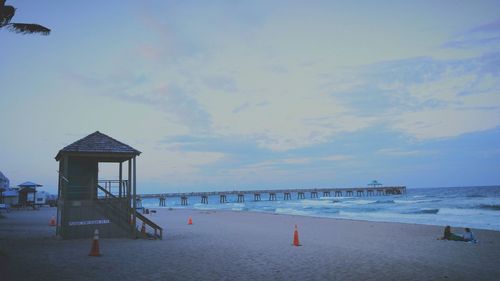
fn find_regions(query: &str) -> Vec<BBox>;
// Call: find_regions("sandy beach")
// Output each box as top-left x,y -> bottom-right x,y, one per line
1,207 -> 500,281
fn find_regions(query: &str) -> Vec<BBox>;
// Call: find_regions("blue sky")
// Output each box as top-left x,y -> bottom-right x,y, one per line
1,0 -> 499,193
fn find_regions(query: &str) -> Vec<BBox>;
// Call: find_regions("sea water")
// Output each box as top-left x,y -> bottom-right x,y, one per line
141,186 -> 500,231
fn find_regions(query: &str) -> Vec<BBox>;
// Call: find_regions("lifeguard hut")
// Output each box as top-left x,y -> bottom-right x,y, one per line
55,131 -> 162,239
18,181 -> 42,208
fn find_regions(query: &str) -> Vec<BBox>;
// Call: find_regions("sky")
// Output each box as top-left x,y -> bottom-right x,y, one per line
1,0 -> 499,194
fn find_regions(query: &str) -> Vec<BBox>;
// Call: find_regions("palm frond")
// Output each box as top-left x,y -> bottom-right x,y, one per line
8,23 -> 50,35
0,5 -> 15,26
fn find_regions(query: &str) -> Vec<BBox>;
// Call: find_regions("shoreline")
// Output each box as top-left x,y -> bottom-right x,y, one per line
1,207 -> 500,280
146,205 -> 500,233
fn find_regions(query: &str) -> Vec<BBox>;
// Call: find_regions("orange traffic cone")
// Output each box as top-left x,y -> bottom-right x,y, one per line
188,217 -> 193,225
293,225 -> 301,246
49,216 -> 56,226
89,229 -> 101,257
141,222 -> 146,234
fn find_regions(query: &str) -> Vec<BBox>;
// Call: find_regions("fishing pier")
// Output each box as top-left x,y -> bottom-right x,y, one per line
137,186 -> 406,207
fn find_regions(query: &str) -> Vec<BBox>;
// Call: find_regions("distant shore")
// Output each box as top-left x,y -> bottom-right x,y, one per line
1,207 -> 500,281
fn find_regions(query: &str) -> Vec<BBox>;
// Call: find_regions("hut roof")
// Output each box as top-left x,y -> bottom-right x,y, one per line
18,181 -> 42,187
55,131 -> 141,161
19,186 -> 37,193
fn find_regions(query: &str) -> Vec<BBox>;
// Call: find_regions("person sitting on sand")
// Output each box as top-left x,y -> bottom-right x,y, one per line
462,228 -> 476,242
441,225 -> 464,241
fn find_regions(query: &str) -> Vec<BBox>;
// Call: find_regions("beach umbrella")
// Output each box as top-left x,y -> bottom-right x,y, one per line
0,0 -> 50,35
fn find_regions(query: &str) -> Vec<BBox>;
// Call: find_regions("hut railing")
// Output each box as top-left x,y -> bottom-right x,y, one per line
97,183 -> 163,239
136,212 -> 163,239
97,180 -> 129,198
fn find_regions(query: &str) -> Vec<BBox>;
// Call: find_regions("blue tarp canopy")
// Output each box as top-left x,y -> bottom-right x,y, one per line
2,190 -> 18,196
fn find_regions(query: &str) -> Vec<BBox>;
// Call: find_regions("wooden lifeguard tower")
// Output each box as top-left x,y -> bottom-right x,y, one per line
18,181 -> 42,208
55,131 -> 162,239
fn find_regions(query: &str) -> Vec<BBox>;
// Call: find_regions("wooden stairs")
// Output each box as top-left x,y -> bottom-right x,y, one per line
97,184 -> 163,239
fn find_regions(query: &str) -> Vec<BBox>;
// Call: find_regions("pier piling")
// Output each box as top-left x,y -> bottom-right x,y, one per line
181,196 -> 188,206
297,192 -> 305,199
254,193 -> 261,201
237,194 -> 245,203
284,192 -> 291,200
159,196 -> 166,207
269,193 -> 277,201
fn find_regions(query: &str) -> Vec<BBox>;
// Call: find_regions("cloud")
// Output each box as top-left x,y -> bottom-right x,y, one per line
64,4 -> 500,153
443,18 -> 500,50
389,56 -> 500,139
469,19 -> 500,33
239,154 -> 354,169
211,153 -> 355,187
320,155 -> 354,161
68,50 -> 500,151
376,148 -> 435,157
443,36 -> 500,49
64,69 -> 212,133
139,148 -> 227,182
337,53 -> 500,140
392,108 -> 499,140
68,42 -> 500,154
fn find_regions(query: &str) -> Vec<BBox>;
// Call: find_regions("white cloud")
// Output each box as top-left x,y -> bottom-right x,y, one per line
237,154 -> 354,169
392,108 -> 500,140
320,155 -> 354,161
388,61 -> 500,139
138,149 -> 226,182
377,148 -> 435,157
407,72 -> 477,104
96,47 -> 378,151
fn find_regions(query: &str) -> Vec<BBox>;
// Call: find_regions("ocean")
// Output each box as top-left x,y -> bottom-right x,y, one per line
141,186 -> 500,231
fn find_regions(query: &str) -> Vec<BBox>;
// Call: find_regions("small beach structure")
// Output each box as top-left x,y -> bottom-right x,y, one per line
368,180 -> 382,188
55,131 -> 162,239
0,171 -> 9,204
1,188 -> 18,206
18,181 -> 42,208
0,171 -> 9,190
